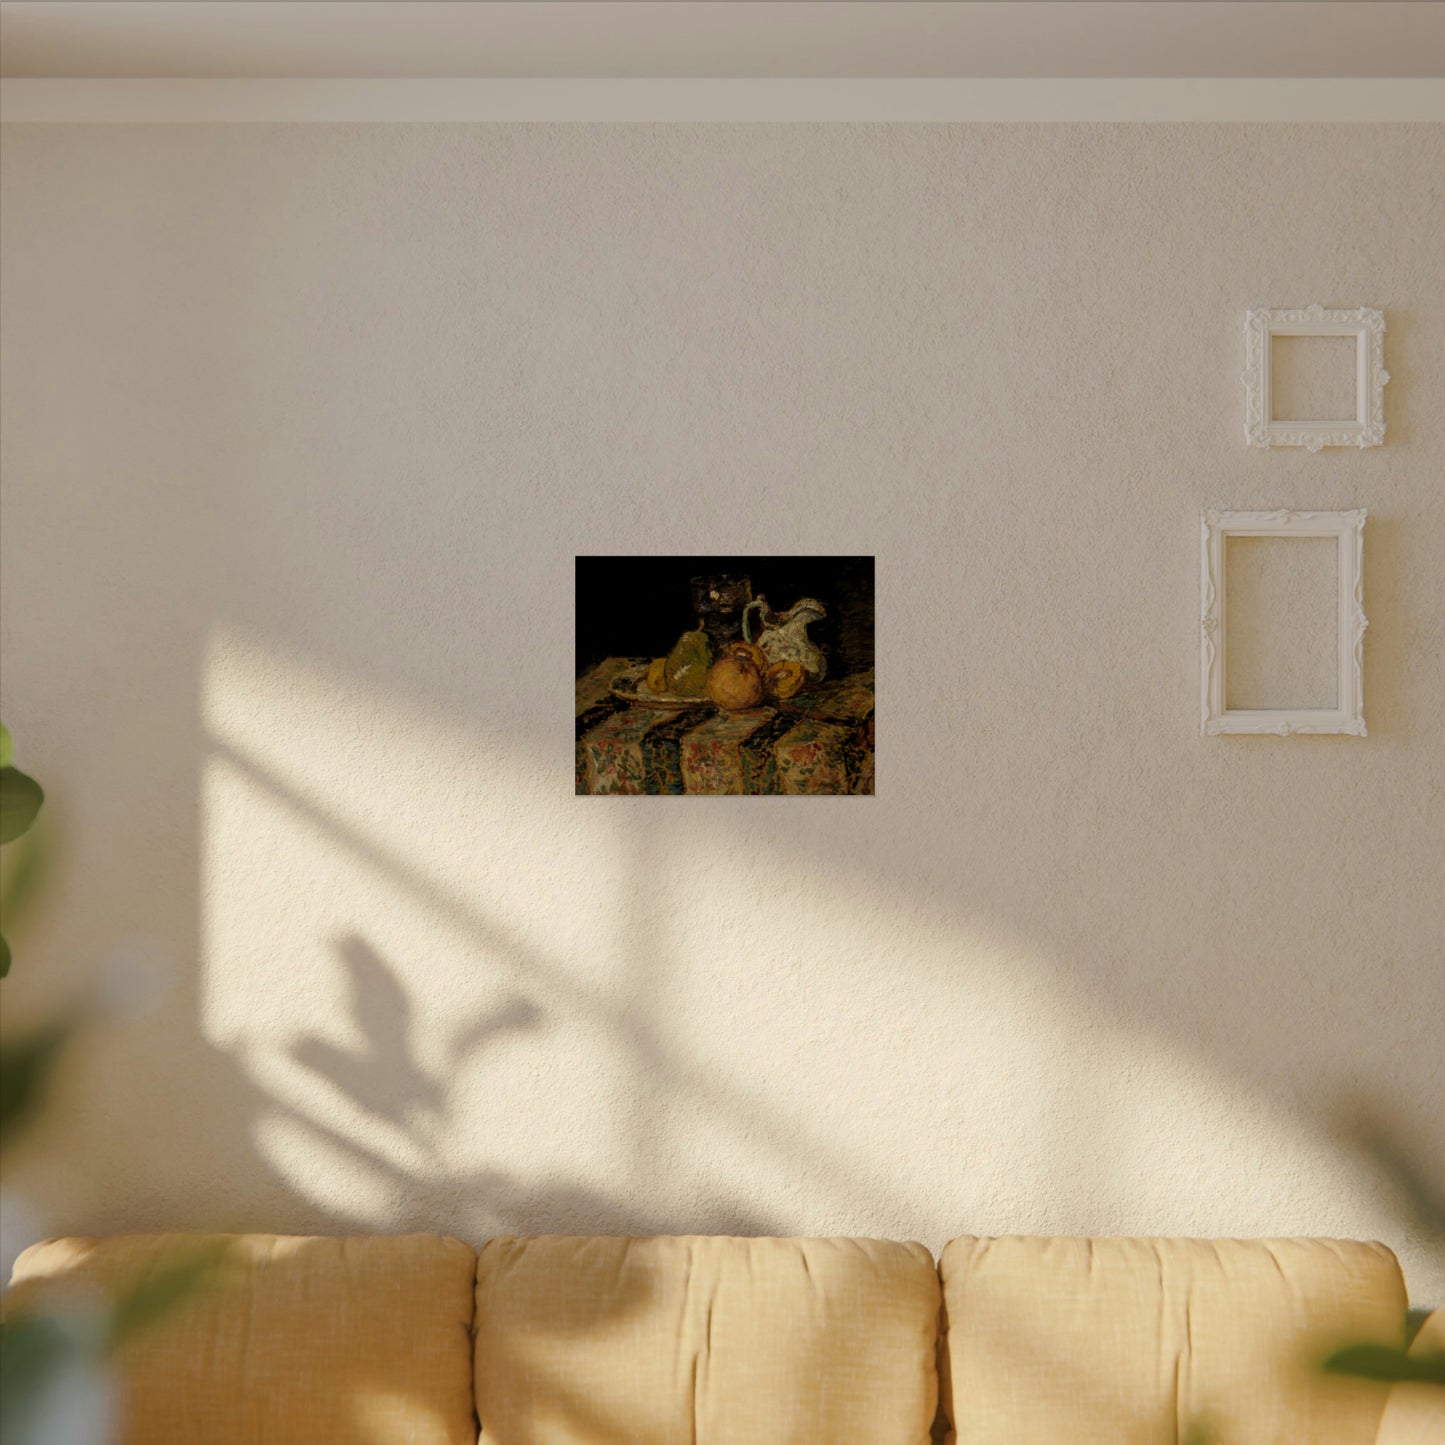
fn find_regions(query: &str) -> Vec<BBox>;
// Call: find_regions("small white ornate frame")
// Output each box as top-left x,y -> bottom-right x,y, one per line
1200,509 -> 1367,737
1243,305 -> 1387,450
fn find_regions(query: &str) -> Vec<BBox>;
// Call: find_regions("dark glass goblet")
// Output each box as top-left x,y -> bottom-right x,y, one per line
690,574 -> 753,653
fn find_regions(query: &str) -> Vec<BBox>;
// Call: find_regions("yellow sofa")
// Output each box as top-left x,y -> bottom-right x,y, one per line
7,1231 -> 1440,1445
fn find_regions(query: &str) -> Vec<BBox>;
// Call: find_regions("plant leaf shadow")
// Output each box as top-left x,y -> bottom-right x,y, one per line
289,934 -> 542,1132
209,734 -> 915,1240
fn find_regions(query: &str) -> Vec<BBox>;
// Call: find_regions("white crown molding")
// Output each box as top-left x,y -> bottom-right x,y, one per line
3,78 -> 1444,124
7,4 -> 1445,83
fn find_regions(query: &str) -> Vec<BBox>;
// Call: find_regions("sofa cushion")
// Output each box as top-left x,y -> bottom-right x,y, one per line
6,1233 -> 478,1445
938,1236 -> 1407,1445
474,1234 -> 941,1444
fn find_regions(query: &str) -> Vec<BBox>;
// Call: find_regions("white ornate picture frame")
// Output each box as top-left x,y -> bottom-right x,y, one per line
1200,509 -> 1366,737
1243,305 -> 1387,450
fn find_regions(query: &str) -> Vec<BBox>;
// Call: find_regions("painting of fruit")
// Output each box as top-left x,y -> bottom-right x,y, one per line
575,557 -> 874,796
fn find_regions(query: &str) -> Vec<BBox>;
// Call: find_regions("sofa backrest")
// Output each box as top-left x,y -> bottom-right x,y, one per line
6,1233 -> 478,1445
8,1230 -> 1421,1445
938,1235 -> 1408,1445
472,1233 -> 941,1444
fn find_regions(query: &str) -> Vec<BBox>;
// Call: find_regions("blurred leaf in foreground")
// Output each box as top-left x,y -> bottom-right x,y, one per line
0,721 -> 47,975
0,828 -> 49,979
109,1238 -> 234,1346
0,1308 -> 113,1445
0,765 -> 44,846
1325,1343 -> 1445,1387
0,1017 -> 78,1154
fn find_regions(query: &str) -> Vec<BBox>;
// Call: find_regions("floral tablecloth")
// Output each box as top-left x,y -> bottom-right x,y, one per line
576,659 -> 875,796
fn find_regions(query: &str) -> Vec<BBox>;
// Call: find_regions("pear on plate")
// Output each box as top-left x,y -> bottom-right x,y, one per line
665,629 -> 712,698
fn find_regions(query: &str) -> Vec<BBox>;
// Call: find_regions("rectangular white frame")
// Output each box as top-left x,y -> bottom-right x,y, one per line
1200,509 -> 1367,737
1243,306 -> 1387,450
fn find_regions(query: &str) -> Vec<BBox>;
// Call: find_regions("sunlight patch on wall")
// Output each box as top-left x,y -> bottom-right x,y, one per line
201,624 -> 1406,1263
201,624 -> 649,1227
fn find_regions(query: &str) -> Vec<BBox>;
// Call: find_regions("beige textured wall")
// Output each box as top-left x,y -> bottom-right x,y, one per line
2,123 -> 1442,1299
1270,333 -> 1360,423
1224,536 -> 1339,710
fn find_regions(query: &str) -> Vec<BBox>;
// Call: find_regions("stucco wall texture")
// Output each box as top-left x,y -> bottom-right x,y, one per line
1,123 -> 1442,1300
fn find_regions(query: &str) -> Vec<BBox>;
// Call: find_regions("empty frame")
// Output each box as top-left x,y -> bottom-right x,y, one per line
1243,306 -> 1387,451
1200,509 -> 1367,736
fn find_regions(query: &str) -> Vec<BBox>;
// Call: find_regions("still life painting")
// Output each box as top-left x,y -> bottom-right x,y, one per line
576,557 -> 875,795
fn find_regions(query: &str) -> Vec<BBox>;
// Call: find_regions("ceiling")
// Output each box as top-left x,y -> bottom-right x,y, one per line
3,1 -> 1443,80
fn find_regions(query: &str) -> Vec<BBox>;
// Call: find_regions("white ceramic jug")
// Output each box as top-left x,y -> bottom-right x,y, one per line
743,596 -> 827,682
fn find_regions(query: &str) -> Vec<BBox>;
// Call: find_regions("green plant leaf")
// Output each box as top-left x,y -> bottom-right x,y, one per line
0,723 -> 12,769
0,1306 -> 110,1445
0,767 -> 44,845
1,830 -> 49,979
0,1311 -> 77,1400
1325,1343 -> 1445,1386
0,1018 -> 75,1154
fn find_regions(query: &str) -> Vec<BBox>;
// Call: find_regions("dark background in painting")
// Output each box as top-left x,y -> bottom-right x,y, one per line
575,557 -> 874,680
